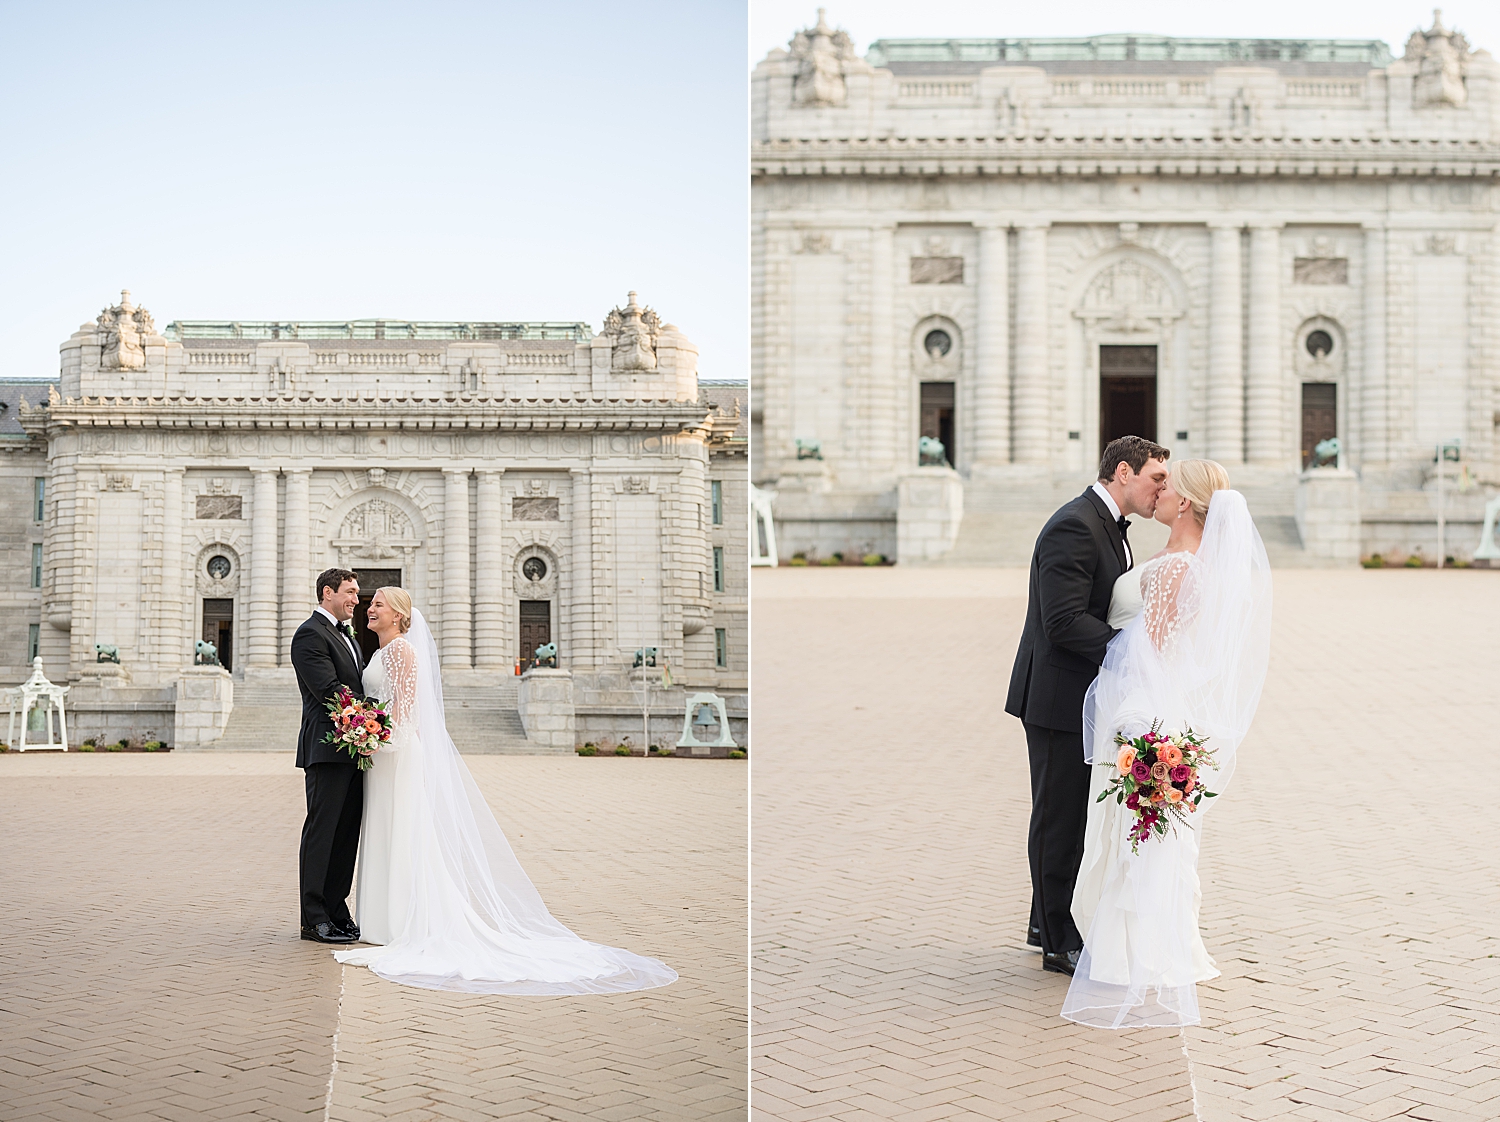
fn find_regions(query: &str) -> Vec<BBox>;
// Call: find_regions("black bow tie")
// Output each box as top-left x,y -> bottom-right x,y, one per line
1117,516 -> 1130,538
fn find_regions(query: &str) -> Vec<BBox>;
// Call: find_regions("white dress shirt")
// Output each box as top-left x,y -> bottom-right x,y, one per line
1091,481 -> 1132,569
315,606 -> 362,666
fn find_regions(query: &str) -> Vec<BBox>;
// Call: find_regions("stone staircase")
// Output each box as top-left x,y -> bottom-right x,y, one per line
932,469 -> 1326,568
209,672 -> 545,755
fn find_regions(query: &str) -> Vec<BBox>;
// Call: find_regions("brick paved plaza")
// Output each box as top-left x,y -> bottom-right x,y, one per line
0,753 -> 746,1121
753,567 -> 1500,1122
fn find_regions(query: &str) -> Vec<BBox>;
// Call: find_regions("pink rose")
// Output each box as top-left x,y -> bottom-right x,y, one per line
1170,765 -> 1191,784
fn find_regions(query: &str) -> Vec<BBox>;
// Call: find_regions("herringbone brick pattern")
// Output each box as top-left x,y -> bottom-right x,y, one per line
752,567 -> 1500,1122
0,753 -> 746,1120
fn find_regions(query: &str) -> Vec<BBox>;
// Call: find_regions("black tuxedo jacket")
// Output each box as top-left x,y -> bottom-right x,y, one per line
1005,489 -> 1130,733
290,612 -> 368,768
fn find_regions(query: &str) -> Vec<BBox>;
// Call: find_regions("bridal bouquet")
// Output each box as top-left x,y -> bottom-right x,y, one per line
1100,721 -> 1218,853
322,686 -> 392,772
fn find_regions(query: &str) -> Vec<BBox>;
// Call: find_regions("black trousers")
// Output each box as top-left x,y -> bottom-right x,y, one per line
1024,722 -> 1091,955
299,762 -> 363,929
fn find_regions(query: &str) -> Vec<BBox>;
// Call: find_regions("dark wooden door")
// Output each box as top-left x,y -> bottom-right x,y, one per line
919,382 -> 955,465
1099,345 -> 1158,450
518,600 -> 551,671
202,598 -> 233,671
354,569 -> 402,663
1301,383 -> 1337,468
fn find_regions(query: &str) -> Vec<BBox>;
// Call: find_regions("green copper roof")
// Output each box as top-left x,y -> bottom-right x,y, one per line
165,320 -> 592,343
866,35 -> 1393,68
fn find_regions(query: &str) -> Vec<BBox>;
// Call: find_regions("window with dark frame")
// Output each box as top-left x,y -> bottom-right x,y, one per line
715,628 -> 728,668
31,543 -> 42,588
713,547 -> 724,592
28,623 -> 40,661
34,478 -> 44,522
711,480 -> 723,524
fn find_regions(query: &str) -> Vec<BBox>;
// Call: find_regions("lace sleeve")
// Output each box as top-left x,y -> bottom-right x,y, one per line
1142,553 -> 1195,649
383,637 -> 419,729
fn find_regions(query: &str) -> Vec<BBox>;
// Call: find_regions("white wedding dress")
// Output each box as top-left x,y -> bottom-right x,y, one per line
1062,491 -> 1270,1028
334,609 -> 678,995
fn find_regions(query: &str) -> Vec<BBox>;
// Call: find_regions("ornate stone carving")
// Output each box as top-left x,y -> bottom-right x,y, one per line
795,232 -> 832,254
366,468 -> 387,488
1293,257 -> 1349,285
790,9 -> 856,108
333,497 -> 422,564
97,290 -> 155,371
206,477 -> 231,495
1074,259 -> 1182,333
601,291 -> 660,372
621,476 -> 650,494
513,546 -> 559,600
1424,233 -> 1458,255
910,257 -> 964,284
103,472 -> 135,491
1405,10 -> 1471,108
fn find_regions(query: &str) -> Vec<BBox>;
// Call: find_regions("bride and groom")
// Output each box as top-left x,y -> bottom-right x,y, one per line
290,567 -> 676,995
1006,436 -> 1271,1028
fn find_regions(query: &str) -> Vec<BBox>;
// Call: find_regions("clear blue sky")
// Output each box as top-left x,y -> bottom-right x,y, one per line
754,2 -> 1500,72
0,1 -> 748,382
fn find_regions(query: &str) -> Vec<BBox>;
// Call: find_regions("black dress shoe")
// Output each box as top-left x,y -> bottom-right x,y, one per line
301,922 -> 356,944
1026,923 -> 1042,948
335,919 -> 360,941
1042,949 -> 1080,976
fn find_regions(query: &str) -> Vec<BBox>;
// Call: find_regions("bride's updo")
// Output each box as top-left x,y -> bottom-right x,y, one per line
379,586 -> 413,633
1171,459 -> 1231,525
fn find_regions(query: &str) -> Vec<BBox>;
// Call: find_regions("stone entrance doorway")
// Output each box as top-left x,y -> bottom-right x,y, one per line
1099,345 -> 1158,450
919,382 -> 955,466
1301,383 -> 1337,468
202,598 -> 233,671
354,568 -> 402,663
519,600 -> 551,671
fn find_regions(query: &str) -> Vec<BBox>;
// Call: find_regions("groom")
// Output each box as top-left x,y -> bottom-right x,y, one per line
290,567 -> 367,945
1005,435 -> 1169,975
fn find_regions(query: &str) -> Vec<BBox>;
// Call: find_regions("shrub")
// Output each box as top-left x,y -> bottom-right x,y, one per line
728,750 -> 746,759
819,555 -> 841,566
144,741 -> 164,752
789,552 -> 808,567
614,745 -> 632,757
107,741 -> 125,752
861,553 -> 885,566
1362,554 -> 1384,569
79,743 -> 95,752
577,744 -> 598,756
0,742 -> 8,752
1404,555 -> 1424,568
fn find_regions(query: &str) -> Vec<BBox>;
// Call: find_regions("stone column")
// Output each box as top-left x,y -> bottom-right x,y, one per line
1208,224 -> 1245,464
869,224 -> 897,474
245,469 -> 279,668
442,469 -> 472,669
474,470 -> 506,669
1246,225 -> 1282,464
568,467 -> 594,672
1362,226 -> 1388,465
280,470 -> 311,663
159,469 -> 185,666
1013,224 -> 1050,461
974,223 -> 1011,466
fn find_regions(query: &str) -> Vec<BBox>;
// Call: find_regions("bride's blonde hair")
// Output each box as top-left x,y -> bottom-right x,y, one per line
375,586 -> 413,633
1171,459 -> 1231,526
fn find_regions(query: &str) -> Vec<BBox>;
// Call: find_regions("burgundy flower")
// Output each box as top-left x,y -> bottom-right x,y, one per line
1125,792 -> 1140,810
1132,760 -> 1151,782
1170,764 -> 1191,784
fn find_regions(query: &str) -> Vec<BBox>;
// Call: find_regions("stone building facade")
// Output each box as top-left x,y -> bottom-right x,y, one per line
2,292 -> 747,752
752,12 -> 1500,564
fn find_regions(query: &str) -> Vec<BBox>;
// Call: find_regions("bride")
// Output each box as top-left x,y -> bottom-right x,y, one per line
1062,460 -> 1271,1029
333,587 -> 678,995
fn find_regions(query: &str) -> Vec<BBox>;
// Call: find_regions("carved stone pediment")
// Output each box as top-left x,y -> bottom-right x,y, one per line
602,291 -> 661,372
1405,11 -> 1471,108
332,497 -> 422,564
790,9 -> 857,108
96,290 -> 155,371
1074,259 -> 1182,334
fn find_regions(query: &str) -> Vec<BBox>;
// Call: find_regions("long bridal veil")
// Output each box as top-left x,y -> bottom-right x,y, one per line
334,608 -> 677,995
1065,490 -> 1271,1028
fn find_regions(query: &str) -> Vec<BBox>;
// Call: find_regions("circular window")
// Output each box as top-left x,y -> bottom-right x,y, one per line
924,329 -> 952,359
1305,330 -> 1334,359
207,555 -> 232,580
522,557 -> 548,582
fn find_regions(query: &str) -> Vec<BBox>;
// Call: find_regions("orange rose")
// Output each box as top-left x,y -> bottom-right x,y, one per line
364,719 -> 379,733
1116,747 -> 1136,775
1166,787 -> 1184,804
1158,744 -> 1183,768
1183,777 -> 1195,794
1150,788 -> 1166,803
